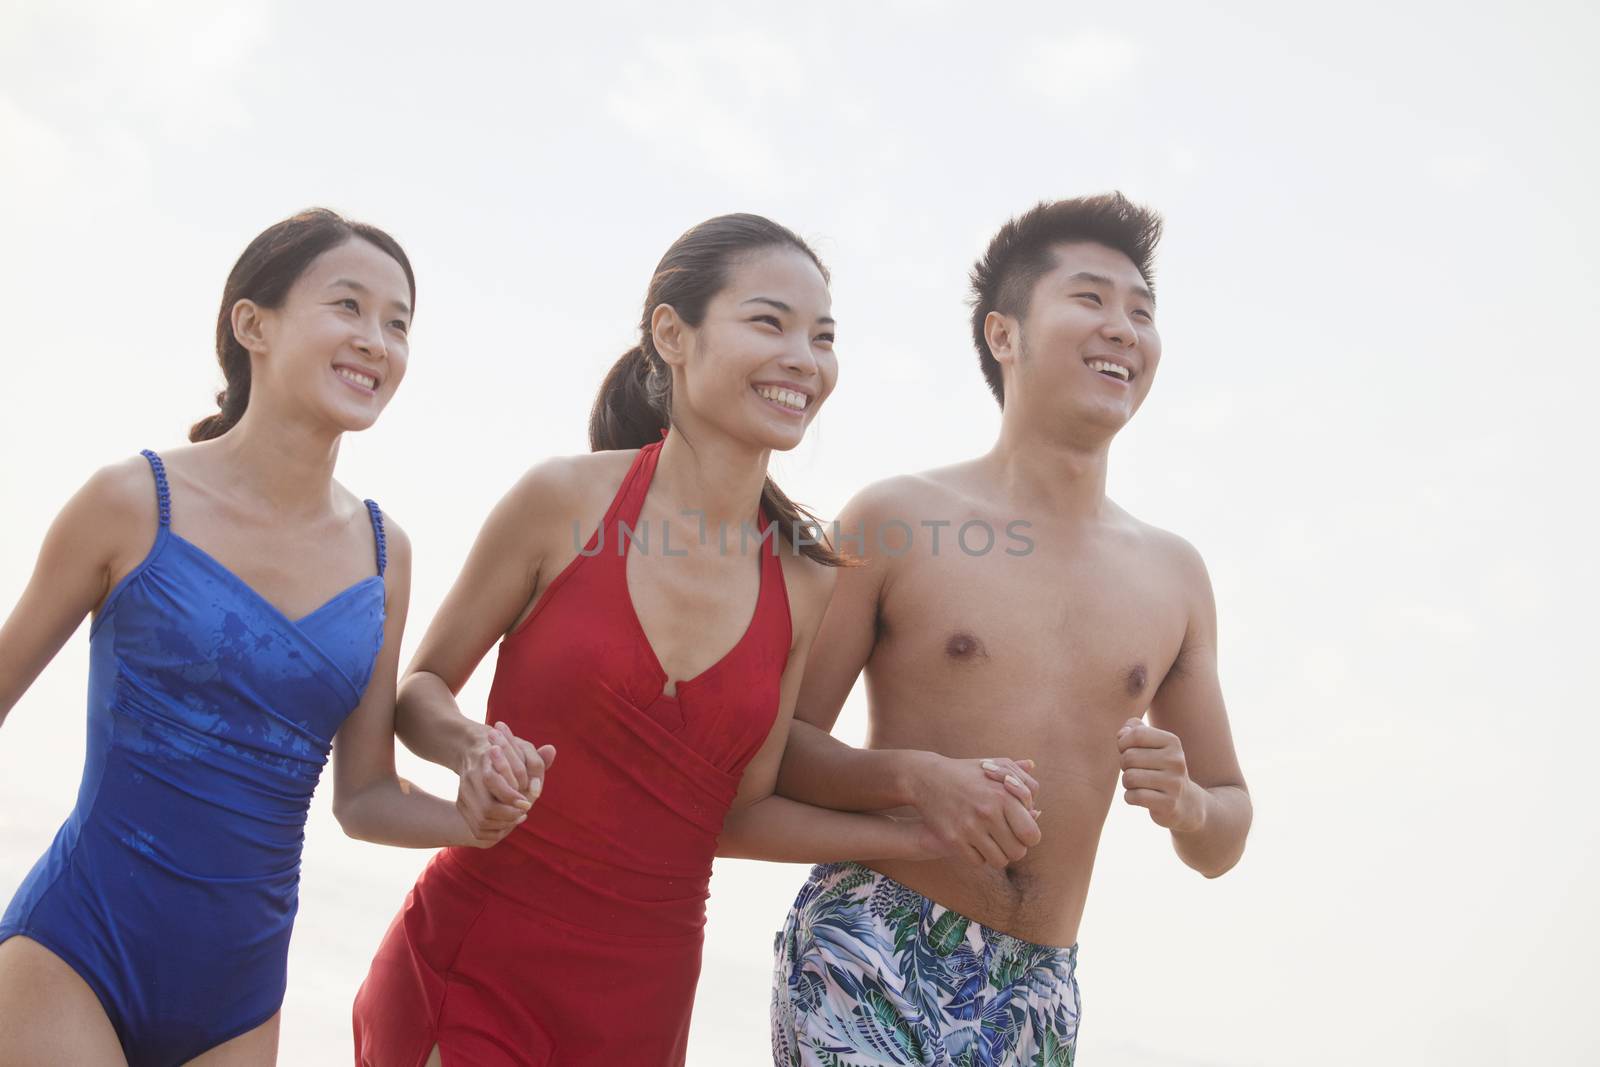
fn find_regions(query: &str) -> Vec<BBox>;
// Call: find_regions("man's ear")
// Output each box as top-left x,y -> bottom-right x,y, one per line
985,310 -> 1020,369
231,299 -> 270,355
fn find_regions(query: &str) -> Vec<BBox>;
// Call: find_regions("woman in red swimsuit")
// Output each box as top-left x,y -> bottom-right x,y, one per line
352,214 -> 971,1066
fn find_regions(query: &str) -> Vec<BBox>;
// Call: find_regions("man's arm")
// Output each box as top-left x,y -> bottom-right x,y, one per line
774,482 -> 1041,866
1120,536 -> 1252,878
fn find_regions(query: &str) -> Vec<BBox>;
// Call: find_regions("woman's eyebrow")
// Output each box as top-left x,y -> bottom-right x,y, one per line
330,277 -> 411,315
741,296 -> 791,313
741,296 -> 834,324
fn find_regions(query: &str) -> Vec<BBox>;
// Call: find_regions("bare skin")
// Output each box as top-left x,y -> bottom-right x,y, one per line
0,237 -> 470,1063
0,937 -> 127,1065
777,239 -> 1251,948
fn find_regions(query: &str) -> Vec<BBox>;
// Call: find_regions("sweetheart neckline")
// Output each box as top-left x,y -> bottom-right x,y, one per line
168,532 -> 384,627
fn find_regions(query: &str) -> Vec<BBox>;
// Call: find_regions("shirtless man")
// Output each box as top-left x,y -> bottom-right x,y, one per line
770,193 -> 1252,1064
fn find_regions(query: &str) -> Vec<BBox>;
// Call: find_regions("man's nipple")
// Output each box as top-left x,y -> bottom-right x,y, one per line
1125,663 -> 1148,696
945,631 -> 988,660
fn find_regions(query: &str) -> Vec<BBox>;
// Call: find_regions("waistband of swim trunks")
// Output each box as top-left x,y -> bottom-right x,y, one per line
808,860 -> 1080,961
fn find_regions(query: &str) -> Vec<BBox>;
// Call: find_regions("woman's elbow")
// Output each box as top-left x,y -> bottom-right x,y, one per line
332,790 -> 376,842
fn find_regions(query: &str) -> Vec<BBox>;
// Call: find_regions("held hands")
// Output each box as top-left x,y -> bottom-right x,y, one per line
911,753 -> 1043,869
1117,718 -> 1207,833
457,720 -> 556,847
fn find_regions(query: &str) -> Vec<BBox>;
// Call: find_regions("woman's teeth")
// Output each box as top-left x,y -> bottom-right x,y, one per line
336,367 -> 378,390
1087,359 -> 1131,381
756,385 -> 808,412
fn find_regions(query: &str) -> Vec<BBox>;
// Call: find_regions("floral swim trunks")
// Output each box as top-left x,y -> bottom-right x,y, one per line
771,862 -> 1080,1066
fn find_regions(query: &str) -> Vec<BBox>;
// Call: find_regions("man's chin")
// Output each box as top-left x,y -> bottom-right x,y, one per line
1056,401 -> 1133,438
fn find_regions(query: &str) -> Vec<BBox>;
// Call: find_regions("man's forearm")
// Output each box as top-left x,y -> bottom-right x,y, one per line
1172,783 -> 1252,878
776,719 -> 931,812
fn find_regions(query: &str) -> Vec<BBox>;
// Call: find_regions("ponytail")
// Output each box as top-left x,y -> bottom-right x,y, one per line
189,332 -> 252,442
588,344 -> 670,451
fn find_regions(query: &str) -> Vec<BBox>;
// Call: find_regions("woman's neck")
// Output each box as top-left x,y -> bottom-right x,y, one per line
208,406 -> 343,518
650,427 -> 770,533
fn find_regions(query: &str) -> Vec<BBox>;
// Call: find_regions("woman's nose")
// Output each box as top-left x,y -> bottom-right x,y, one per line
780,336 -> 818,375
353,320 -> 388,360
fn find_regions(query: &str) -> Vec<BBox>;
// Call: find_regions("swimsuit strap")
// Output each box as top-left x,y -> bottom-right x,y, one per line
138,450 -> 171,528
609,439 -> 665,531
363,499 -> 387,577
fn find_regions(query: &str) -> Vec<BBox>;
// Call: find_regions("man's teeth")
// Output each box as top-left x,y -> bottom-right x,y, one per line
756,385 -> 809,412
336,367 -> 378,390
1087,359 -> 1131,381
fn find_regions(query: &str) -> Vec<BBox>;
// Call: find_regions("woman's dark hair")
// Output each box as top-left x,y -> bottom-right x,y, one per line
588,213 -> 843,566
189,208 -> 416,442
969,192 -> 1163,407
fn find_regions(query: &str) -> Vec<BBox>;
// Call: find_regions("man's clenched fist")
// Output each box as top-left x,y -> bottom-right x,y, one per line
1117,718 -> 1207,834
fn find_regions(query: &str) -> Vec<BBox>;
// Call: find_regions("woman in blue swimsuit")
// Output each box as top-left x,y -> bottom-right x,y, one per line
0,209 -> 535,1066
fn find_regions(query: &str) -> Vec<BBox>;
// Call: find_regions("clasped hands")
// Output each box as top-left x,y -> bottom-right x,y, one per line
457,721 -> 555,846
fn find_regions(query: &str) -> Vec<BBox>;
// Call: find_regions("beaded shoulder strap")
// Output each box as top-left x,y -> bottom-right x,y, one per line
363,499 -> 387,577
139,450 -> 172,528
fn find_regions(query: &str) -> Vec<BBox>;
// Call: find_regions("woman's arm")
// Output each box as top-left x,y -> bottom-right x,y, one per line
330,521 -> 491,847
393,463 -> 588,837
1,460 -> 153,727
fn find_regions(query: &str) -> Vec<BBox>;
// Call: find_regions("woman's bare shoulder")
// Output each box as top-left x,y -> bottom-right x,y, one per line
501,449 -> 638,518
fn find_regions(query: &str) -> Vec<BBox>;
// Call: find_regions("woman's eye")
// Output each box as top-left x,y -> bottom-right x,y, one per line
1133,309 -> 1153,322
815,333 -> 835,346
389,320 -> 409,334
339,298 -> 360,312
1074,292 -> 1103,305
751,315 -> 782,330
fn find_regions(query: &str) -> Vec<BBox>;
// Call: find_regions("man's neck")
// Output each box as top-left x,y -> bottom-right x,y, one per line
983,419 -> 1112,520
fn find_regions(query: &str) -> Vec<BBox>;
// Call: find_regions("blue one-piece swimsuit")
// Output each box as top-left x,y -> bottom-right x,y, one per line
0,450 -> 387,1065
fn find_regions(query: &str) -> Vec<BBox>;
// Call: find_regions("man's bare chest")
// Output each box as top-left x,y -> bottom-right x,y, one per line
874,544 -> 1189,724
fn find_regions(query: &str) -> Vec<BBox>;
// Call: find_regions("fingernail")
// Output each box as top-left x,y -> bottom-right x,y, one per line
1005,774 -> 1022,788
981,760 -> 1000,772
515,798 -> 531,809
516,814 -> 527,823
1033,810 -> 1043,819
529,779 -> 543,798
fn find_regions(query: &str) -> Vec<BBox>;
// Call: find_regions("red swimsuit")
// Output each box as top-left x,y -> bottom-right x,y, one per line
353,440 -> 791,1066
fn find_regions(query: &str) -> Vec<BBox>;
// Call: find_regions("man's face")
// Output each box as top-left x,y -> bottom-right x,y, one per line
1004,240 -> 1161,436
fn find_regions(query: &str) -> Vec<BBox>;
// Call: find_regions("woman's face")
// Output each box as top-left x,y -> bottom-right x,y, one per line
670,247 -> 836,452
249,237 -> 412,433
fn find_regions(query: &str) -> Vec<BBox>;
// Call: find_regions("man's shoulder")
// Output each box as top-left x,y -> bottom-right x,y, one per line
841,463 -> 977,522
1108,503 -> 1210,584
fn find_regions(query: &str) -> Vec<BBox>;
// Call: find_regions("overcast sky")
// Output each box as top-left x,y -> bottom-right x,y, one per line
2,1 -> 1596,1063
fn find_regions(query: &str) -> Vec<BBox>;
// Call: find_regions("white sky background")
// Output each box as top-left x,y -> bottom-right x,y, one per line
2,0 -> 1596,1063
